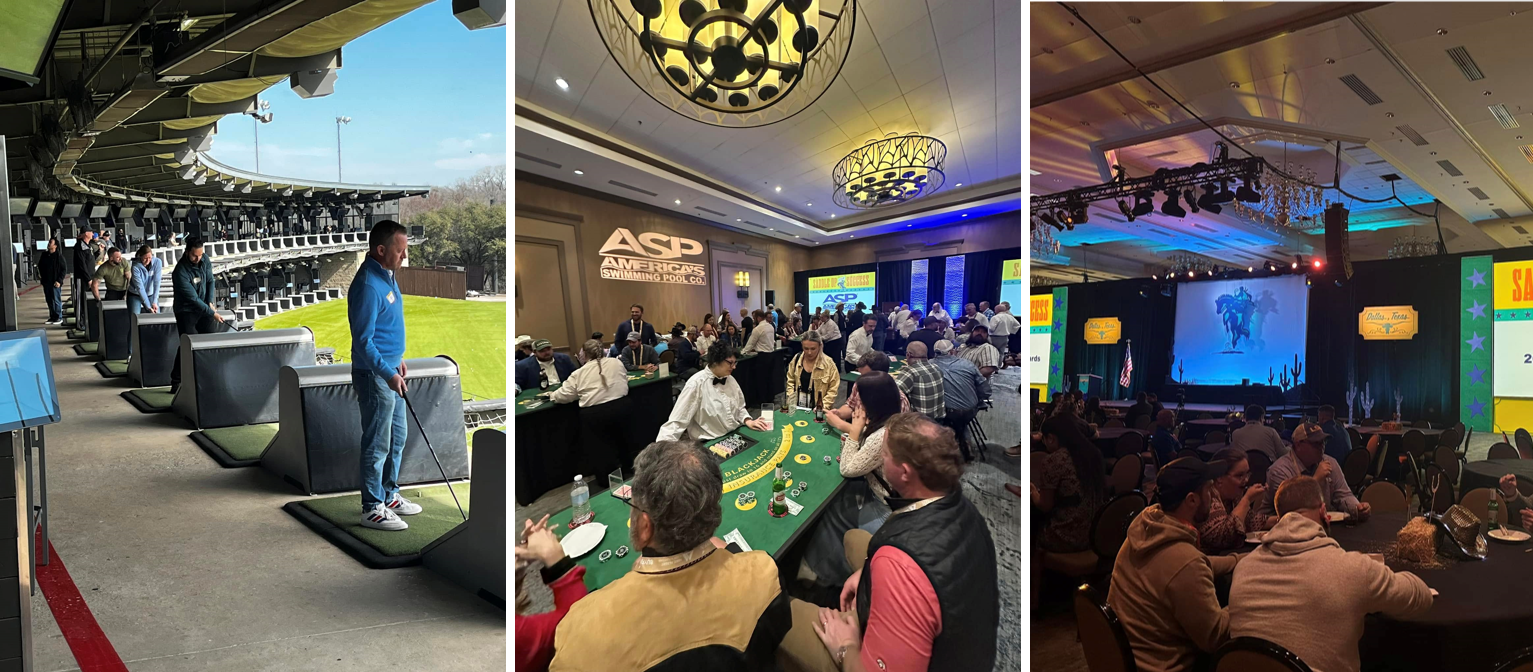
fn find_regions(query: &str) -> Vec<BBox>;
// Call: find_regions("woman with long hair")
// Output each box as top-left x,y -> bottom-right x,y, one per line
551,339 -> 632,473
803,372 -> 906,585
1034,414 -> 1107,553
1083,396 -> 1107,426
722,321 -> 741,348
1198,448 -> 1275,552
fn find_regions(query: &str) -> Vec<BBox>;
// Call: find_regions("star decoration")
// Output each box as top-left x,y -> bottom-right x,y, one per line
1053,320 -> 1063,332
1054,295 -> 1064,308
1049,363 -> 1060,375
1467,332 -> 1486,352
1467,397 -> 1487,419
1467,300 -> 1487,320
1467,268 -> 1487,287
1467,364 -> 1487,387
1051,341 -> 1062,353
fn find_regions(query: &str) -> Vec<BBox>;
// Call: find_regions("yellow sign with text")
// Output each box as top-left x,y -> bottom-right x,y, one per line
1495,260 -> 1533,310
1084,317 -> 1122,344
1030,294 -> 1053,327
1358,305 -> 1419,340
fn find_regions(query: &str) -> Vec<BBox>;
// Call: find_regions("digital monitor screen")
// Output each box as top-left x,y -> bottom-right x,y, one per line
34,241 -> 46,251
88,206 -> 109,219
1172,275 -> 1311,386
30,201 -> 56,217
8,198 -> 31,215
117,206 -> 136,218
0,330 -> 62,431
807,271 -> 876,312
143,208 -> 161,219
172,208 -> 189,218
64,239 -> 75,248
0,0 -> 66,83
59,203 -> 83,218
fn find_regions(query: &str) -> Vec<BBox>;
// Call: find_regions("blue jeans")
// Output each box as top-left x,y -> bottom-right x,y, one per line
354,368 -> 406,510
125,297 -> 145,355
44,285 -> 61,322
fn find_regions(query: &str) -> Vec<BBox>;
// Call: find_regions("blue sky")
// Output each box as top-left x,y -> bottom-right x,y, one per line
206,0 -> 505,187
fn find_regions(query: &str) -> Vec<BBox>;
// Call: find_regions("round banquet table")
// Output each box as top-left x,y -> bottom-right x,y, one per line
1327,511 -> 1533,671
1462,459 -> 1533,494
1092,427 -> 1144,455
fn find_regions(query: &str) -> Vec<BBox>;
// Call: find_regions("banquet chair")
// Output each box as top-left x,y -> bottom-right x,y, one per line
1132,415 -> 1152,431
1116,431 -> 1146,459
1342,449 -> 1373,494
1516,429 -> 1533,459
1198,412 -> 1212,420
1347,426 -> 1364,452
1433,445 -> 1462,487
1491,645 -> 1533,672
1246,450 -> 1272,488
1205,430 -> 1227,446
1105,418 -> 1125,428
1075,584 -> 1138,672
1362,418 -> 1382,427
1403,430 -> 1429,463
1177,448 -> 1203,463
1436,427 -> 1462,453
1360,481 -> 1409,514
1489,443 -> 1520,461
1211,637 -> 1313,672
1458,488 -> 1505,527
1108,454 -> 1143,496
1091,491 -> 1147,564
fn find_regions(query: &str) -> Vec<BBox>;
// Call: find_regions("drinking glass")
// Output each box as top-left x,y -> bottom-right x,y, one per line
760,403 -> 774,430
609,468 -> 625,497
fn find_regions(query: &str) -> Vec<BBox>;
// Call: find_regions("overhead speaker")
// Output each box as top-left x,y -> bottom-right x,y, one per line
454,0 -> 506,30
291,68 -> 338,98
1323,202 -> 1351,280
765,289 -> 775,307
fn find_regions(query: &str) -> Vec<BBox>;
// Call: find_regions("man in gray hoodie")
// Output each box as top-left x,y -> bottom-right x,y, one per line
1230,476 -> 1433,672
1108,457 -> 1243,672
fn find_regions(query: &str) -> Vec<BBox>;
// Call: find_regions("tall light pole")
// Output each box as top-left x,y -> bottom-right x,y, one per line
248,99 -> 272,171
335,116 -> 351,181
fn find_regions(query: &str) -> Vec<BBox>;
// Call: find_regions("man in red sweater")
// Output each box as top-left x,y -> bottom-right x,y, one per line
514,515 -> 587,672
779,413 -> 998,671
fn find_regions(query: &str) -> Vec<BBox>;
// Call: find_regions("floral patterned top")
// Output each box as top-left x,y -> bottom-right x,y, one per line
1039,450 -> 1098,553
1197,493 -> 1270,553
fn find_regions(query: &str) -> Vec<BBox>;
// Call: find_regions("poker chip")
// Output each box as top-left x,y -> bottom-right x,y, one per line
599,550 -> 612,563
800,435 -> 816,443
823,455 -> 833,465
794,453 -> 812,464
800,480 -> 809,491
794,420 -> 809,427
791,488 -> 801,498
615,545 -> 629,558
783,470 -> 792,479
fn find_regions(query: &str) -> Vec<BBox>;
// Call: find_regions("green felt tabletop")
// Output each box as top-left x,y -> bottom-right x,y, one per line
514,371 -> 672,417
544,406 -> 848,591
840,355 -> 905,383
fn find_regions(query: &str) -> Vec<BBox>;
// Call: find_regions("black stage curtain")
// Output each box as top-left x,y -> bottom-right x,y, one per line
926,255 -> 946,314
964,248 -> 1021,307
1063,279 -> 1176,401
878,260 -> 911,311
1306,255 -> 1460,426
793,262 -> 878,313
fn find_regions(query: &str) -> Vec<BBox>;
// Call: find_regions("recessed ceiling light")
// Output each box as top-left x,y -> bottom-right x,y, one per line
573,170 -> 584,175
962,213 -> 968,217
907,224 -> 912,227
768,228 -> 774,231
674,199 -> 681,205
849,235 -> 854,238
775,186 -> 782,192
830,214 -> 836,218
1029,170 -> 1041,175
555,77 -> 570,90
806,202 -> 812,206
736,218 -> 742,222
956,183 -> 963,187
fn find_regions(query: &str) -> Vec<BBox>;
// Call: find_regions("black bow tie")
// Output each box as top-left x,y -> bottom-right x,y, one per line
712,377 -> 728,386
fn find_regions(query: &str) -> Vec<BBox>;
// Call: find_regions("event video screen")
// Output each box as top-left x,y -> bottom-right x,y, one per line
807,271 -> 875,312
1030,294 -> 1053,386
1495,260 -> 1533,398
1001,259 -> 1023,314
1172,275 -> 1310,386
0,330 -> 61,431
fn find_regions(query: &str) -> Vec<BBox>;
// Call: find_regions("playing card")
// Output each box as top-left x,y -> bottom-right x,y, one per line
724,528 -> 752,552
784,497 -> 803,516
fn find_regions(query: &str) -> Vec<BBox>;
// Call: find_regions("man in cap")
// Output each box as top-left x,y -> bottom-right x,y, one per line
514,335 -> 534,361
619,330 -> 660,373
1108,457 -> 1244,672
515,339 -> 577,392
1260,422 -> 1368,521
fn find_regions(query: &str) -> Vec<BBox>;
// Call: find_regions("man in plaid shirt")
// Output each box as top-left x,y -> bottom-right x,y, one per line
895,341 -> 946,420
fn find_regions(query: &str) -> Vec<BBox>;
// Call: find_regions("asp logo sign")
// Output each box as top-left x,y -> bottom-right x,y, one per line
600,228 -> 703,260
598,228 -> 707,285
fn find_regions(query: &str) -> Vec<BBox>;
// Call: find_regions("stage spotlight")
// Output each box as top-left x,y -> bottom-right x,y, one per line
1160,190 -> 1187,218
1118,198 -> 1135,221
1040,211 -> 1059,230
1207,269 -> 1214,276
1161,284 -> 1173,297
1291,261 -> 1299,269
1248,266 -> 1254,272
1197,184 -> 1223,214
1131,190 -> 1155,218
1184,188 -> 1201,213
1188,271 -> 1195,278
1151,274 -> 1159,280
1236,177 -> 1261,203
1069,203 -> 1088,226
1214,179 -> 1237,204
1312,259 -> 1322,269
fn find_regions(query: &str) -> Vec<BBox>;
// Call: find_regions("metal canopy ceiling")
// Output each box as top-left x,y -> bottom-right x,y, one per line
1,0 -> 429,209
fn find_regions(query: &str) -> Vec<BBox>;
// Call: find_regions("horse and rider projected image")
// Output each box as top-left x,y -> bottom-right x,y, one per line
1172,275 -> 1310,386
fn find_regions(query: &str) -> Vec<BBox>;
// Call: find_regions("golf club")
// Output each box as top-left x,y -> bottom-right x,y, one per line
401,390 -> 466,521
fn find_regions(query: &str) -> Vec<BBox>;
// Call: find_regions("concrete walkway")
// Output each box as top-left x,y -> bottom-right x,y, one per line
26,286 -> 504,671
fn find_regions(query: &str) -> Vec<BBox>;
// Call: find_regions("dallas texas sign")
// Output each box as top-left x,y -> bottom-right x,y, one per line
599,228 -> 707,285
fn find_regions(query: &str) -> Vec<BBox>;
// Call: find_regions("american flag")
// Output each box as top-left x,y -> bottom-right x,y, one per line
1119,340 -> 1133,388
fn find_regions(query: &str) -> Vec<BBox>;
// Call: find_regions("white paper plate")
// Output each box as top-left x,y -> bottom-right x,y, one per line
1245,532 -> 1266,544
560,522 -> 607,558
1489,528 -> 1531,543
1326,511 -> 1347,523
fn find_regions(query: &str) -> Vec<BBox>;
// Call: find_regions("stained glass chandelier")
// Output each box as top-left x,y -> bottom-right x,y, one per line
589,0 -> 856,127
832,132 -> 947,209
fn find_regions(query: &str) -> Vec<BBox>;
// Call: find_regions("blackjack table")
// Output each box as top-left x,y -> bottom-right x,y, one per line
545,406 -> 849,590
513,372 -> 673,505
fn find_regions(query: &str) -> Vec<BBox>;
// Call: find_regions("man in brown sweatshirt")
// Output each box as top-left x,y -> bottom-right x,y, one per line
1230,477 -> 1432,672
1108,457 -> 1243,672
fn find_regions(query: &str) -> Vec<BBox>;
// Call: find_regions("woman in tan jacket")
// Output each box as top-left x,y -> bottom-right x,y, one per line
784,331 -> 839,411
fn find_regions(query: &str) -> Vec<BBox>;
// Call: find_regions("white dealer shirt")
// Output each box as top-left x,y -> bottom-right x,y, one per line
657,369 -> 753,442
845,327 -> 875,366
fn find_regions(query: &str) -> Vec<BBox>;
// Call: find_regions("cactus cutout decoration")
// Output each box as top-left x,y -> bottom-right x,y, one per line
1345,382 -> 1357,427
1177,360 -> 1184,383
1290,354 -> 1303,387
1362,382 -> 1375,421
1394,389 -> 1403,421
1268,367 -> 1274,386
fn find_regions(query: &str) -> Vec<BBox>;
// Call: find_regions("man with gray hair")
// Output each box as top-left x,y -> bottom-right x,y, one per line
932,339 -> 987,460
552,440 -> 790,671
895,341 -> 945,420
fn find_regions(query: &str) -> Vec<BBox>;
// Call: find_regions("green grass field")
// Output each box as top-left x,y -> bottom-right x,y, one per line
254,297 -> 506,401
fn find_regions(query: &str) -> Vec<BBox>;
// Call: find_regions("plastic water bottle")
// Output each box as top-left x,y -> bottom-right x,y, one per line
571,475 -> 592,527
1488,494 -> 1500,535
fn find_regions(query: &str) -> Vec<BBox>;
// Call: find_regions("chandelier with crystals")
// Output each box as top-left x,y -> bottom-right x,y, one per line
1031,221 -> 1061,259
589,0 -> 856,127
833,132 -> 946,208
1161,253 -> 1223,278
1228,162 -> 1323,227
1388,234 -> 1440,259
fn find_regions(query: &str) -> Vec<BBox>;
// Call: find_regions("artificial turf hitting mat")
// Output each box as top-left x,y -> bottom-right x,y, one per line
95,360 -> 127,378
284,483 -> 471,569
67,329 -> 87,341
191,423 -> 278,467
72,342 -> 98,357
121,387 -> 174,413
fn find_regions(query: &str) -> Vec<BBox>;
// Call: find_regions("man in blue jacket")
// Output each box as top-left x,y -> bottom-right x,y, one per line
514,339 -> 576,391
168,238 -> 224,393
348,220 -> 415,531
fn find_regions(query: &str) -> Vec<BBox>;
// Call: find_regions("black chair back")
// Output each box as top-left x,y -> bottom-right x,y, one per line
1436,427 -> 1461,452
1246,450 -> 1272,487
1362,418 -> 1382,427
1342,448 -> 1372,493
1346,426 -> 1364,452
1197,412 -> 1212,420
1205,430 -> 1227,446
1075,584 -> 1138,672
1402,429 -> 1427,460
1177,448 -> 1203,462
1423,464 -> 1455,514
1490,442 -> 1520,460
1433,446 -> 1461,486
1132,415 -> 1152,431
1104,418 -> 1125,429
1115,431 -> 1146,458
1108,454 -> 1143,496
1517,429 -> 1533,459
1212,637 -> 1314,672
1091,491 -> 1147,563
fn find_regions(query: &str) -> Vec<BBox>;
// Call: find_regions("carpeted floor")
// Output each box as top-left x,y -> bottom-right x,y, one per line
297,483 -> 472,557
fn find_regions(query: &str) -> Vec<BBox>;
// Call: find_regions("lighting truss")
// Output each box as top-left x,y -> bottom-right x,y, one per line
1029,155 -> 1263,227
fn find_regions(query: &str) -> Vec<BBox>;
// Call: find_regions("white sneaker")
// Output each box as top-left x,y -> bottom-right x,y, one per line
360,504 -> 407,531
386,494 -> 423,516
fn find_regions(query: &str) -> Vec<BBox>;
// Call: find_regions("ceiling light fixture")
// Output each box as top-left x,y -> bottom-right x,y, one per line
775,186 -> 782,192
833,132 -> 946,208
573,169 -> 584,175
674,199 -> 682,204
589,0 -> 856,127
556,77 -> 570,90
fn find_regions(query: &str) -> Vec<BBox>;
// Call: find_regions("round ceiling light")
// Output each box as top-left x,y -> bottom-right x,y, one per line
589,0 -> 857,127
832,132 -> 947,209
